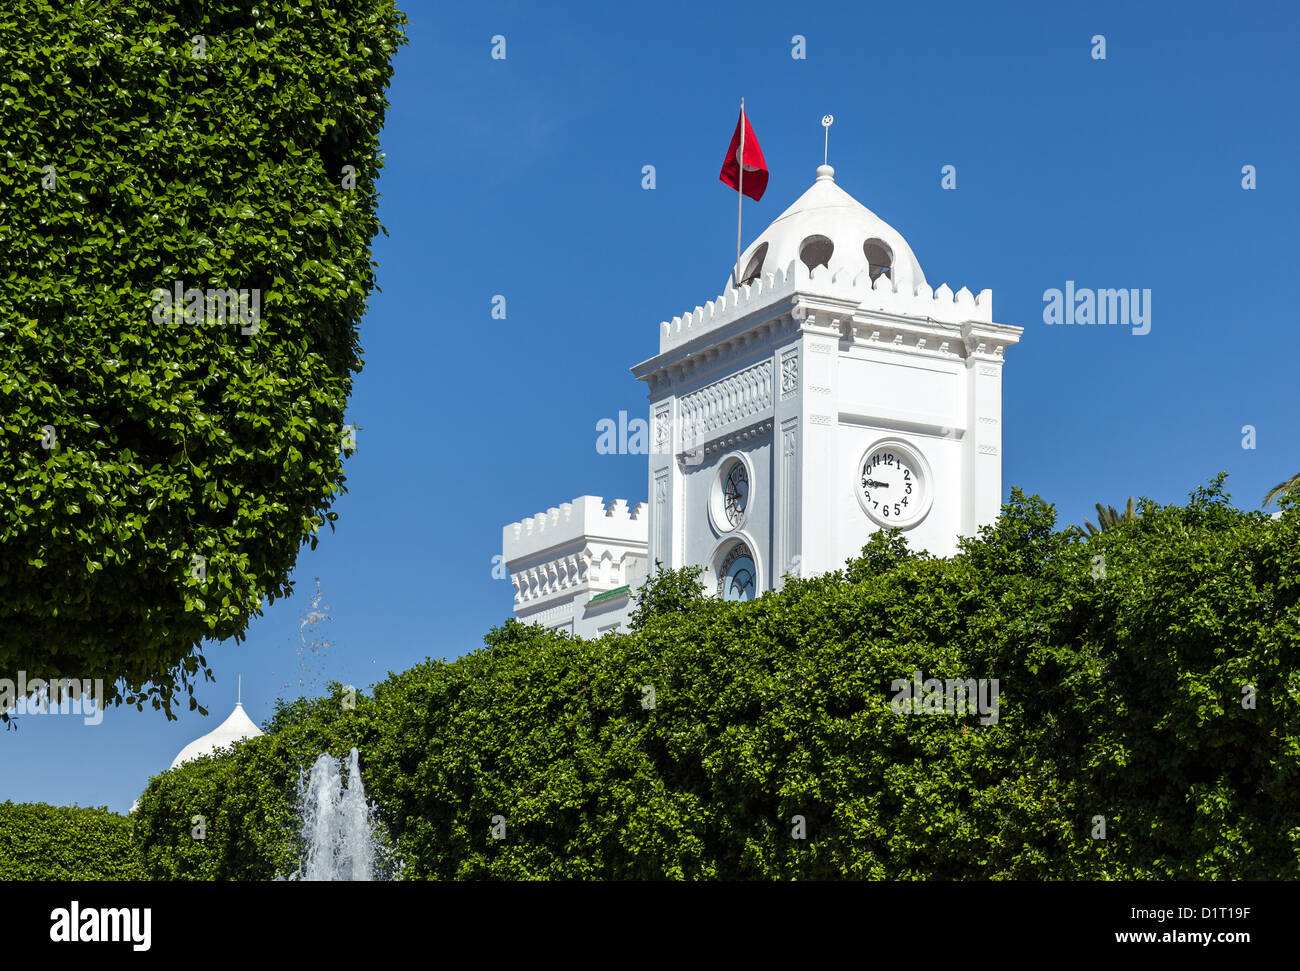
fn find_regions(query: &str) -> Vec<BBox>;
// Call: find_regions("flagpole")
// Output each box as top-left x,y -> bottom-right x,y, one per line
735,98 -> 745,289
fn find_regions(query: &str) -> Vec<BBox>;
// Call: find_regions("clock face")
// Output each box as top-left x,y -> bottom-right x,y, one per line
718,544 -> 757,601
858,441 -> 930,528
722,462 -> 749,527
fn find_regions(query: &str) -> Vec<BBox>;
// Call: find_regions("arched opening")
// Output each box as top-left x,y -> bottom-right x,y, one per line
717,542 -> 757,601
799,235 -> 834,273
863,238 -> 893,281
739,242 -> 768,286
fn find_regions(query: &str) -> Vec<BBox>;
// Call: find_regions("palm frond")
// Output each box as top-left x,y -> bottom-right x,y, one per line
1262,473 -> 1300,508
1082,497 -> 1138,534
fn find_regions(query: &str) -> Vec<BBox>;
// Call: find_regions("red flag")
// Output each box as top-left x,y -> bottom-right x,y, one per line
719,109 -> 768,201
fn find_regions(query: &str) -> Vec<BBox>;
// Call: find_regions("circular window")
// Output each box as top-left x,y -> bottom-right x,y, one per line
799,235 -> 834,272
718,543 -> 757,601
709,454 -> 751,532
864,238 -> 893,281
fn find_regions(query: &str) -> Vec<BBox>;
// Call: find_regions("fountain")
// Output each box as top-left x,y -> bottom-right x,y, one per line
291,747 -> 385,880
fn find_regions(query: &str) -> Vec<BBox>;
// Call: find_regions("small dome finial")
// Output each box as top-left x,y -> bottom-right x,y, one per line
816,164 -> 835,182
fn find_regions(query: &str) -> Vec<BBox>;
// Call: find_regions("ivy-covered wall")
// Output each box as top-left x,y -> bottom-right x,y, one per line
0,0 -> 407,717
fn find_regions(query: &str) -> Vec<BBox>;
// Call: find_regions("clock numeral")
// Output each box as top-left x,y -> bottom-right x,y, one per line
862,446 -> 926,524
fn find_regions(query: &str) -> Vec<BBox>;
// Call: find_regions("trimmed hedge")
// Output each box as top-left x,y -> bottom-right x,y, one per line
0,801 -> 145,880
133,695 -> 373,880
0,0 -> 407,717
135,480 -> 1300,879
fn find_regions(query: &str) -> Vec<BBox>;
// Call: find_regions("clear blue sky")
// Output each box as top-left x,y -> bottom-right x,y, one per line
6,0 -> 1298,813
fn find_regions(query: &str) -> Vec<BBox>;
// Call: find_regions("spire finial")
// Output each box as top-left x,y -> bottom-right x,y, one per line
821,114 -> 834,166
237,674 -> 242,706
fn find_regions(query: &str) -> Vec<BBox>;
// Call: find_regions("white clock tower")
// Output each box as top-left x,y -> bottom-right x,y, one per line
630,163 -> 1023,599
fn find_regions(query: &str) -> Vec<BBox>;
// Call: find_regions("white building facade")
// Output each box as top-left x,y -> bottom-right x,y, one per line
502,497 -> 648,638
502,162 -> 1021,635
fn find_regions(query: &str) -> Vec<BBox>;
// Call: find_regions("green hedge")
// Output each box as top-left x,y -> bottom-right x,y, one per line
135,479 -> 1300,879
0,801 -> 145,880
133,693 -> 377,880
0,0 -> 407,717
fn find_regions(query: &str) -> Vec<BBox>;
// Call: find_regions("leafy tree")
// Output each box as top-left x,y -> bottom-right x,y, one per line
135,477 -> 1300,880
842,528 -> 917,583
0,1 -> 408,717
628,562 -> 708,631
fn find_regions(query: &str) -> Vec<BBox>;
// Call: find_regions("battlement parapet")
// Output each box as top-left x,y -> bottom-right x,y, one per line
503,495 -> 647,566
658,259 -> 993,354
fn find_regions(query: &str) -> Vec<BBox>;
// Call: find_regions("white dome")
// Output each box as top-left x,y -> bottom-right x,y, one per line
168,701 -> 263,770
727,164 -> 927,294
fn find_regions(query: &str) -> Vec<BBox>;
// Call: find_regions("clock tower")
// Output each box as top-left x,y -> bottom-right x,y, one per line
630,164 -> 1023,598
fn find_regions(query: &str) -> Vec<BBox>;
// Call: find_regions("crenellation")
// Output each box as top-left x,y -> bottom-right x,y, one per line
503,495 -> 649,571
656,257 -> 995,355
506,162 -> 1021,638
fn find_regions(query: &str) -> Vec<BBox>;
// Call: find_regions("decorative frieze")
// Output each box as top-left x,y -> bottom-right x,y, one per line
516,600 -> 576,626
701,419 -> 773,457
654,405 -> 670,453
781,350 -> 799,399
678,360 -> 773,446
510,553 -> 588,606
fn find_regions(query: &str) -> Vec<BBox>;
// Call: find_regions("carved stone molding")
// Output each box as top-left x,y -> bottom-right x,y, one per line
699,418 -> 774,457
780,350 -> 798,400
511,552 -> 591,606
678,360 -> 774,444
517,599 -> 578,625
